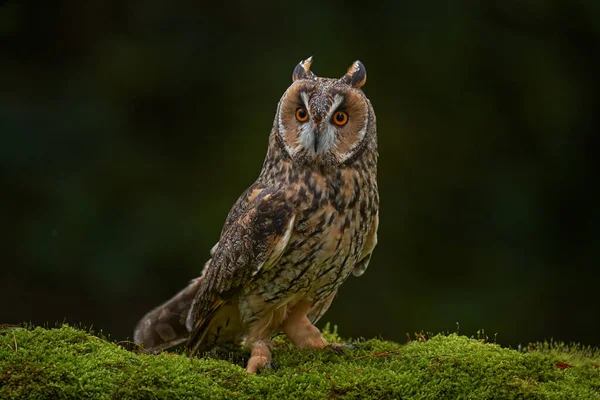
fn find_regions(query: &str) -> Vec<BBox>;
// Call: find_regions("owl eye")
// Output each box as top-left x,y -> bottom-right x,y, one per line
332,111 -> 349,126
295,107 -> 309,122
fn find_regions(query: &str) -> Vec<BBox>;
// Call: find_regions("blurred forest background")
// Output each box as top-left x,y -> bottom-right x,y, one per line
1,1 -> 599,348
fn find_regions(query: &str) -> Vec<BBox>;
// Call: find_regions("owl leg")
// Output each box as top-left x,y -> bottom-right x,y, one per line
282,301 -> 328,349
245,309 -> 284,374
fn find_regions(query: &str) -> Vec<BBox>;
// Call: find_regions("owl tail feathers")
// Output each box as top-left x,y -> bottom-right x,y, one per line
133,277 -> 203,354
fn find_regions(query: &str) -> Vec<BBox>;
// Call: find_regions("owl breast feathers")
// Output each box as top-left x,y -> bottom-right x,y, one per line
134,57 -> 379,373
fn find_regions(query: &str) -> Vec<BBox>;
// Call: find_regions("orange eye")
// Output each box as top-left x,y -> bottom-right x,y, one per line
295,107 -> 309,122
333,111 -> 349,126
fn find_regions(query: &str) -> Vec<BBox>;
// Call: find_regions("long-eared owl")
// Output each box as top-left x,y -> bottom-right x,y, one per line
134,57 -> 379,373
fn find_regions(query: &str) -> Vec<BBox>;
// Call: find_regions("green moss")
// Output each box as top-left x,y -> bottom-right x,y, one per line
1,324 -> 598,399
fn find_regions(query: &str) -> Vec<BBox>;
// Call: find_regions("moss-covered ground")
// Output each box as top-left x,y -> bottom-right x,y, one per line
1,324 -> 599,399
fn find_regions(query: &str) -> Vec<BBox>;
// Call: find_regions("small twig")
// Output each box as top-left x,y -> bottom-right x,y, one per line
116,340 -> 151,354
3,342 -> 13,352
0,322 -> 24,329
0,322 -> 24,333
13,333 -> 17,352
351,350 -> 402,361
202,368 -> 220,375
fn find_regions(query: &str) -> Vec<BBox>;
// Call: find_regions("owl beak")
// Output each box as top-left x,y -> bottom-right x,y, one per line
312,127 -> 320,153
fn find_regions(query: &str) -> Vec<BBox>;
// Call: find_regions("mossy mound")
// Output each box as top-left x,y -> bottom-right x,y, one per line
1,324 -> 599,399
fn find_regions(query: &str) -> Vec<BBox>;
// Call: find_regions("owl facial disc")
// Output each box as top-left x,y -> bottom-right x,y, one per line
277,57 -> 371,166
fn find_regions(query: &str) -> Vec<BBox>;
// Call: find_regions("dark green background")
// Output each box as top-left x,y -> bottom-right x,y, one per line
1,1 -> 598,347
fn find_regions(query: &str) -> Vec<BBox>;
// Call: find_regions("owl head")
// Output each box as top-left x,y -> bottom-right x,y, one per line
275,57 -> 376,166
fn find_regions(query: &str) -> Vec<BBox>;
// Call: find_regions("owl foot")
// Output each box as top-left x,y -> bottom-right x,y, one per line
246,339 -> 273,374
282,302 -> 329,349
247,356 -> 270,374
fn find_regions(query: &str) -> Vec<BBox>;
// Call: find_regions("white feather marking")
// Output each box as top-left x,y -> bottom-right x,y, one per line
326,94 -> 345,121
299,123 -> 314,153
312,94 -> 345,154
199,260 -> 211,280
357,124 -> 367,139
320,123 -> 337,153
209,243 -> 218,257
298,92 -> 314,154
300,92 -> 310,108
252,214 -> 296,276
277,110 -> 284,134
186,297 -> 199,331
338,122 -> 368,161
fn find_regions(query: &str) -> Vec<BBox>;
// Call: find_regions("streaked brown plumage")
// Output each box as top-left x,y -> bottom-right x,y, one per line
134,57 -> 379,373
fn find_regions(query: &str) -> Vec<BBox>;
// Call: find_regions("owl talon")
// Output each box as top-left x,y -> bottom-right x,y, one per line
264,361 -> 278,371
252,360 -> 278,374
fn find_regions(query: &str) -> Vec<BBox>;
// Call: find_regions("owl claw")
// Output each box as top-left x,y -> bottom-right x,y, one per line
255,361 -> 278,374
264,361 -> 278,371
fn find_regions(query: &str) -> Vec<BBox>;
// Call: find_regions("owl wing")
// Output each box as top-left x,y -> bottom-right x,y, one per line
352,211 -> 379,277
187,187 -> 295,354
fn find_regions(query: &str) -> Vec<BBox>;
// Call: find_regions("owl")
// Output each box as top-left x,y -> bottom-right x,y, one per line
134,57 -> 379,373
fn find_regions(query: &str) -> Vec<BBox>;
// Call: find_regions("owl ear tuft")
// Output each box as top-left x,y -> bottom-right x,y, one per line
292,56 -> 315,82
341,60 -> 366,89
